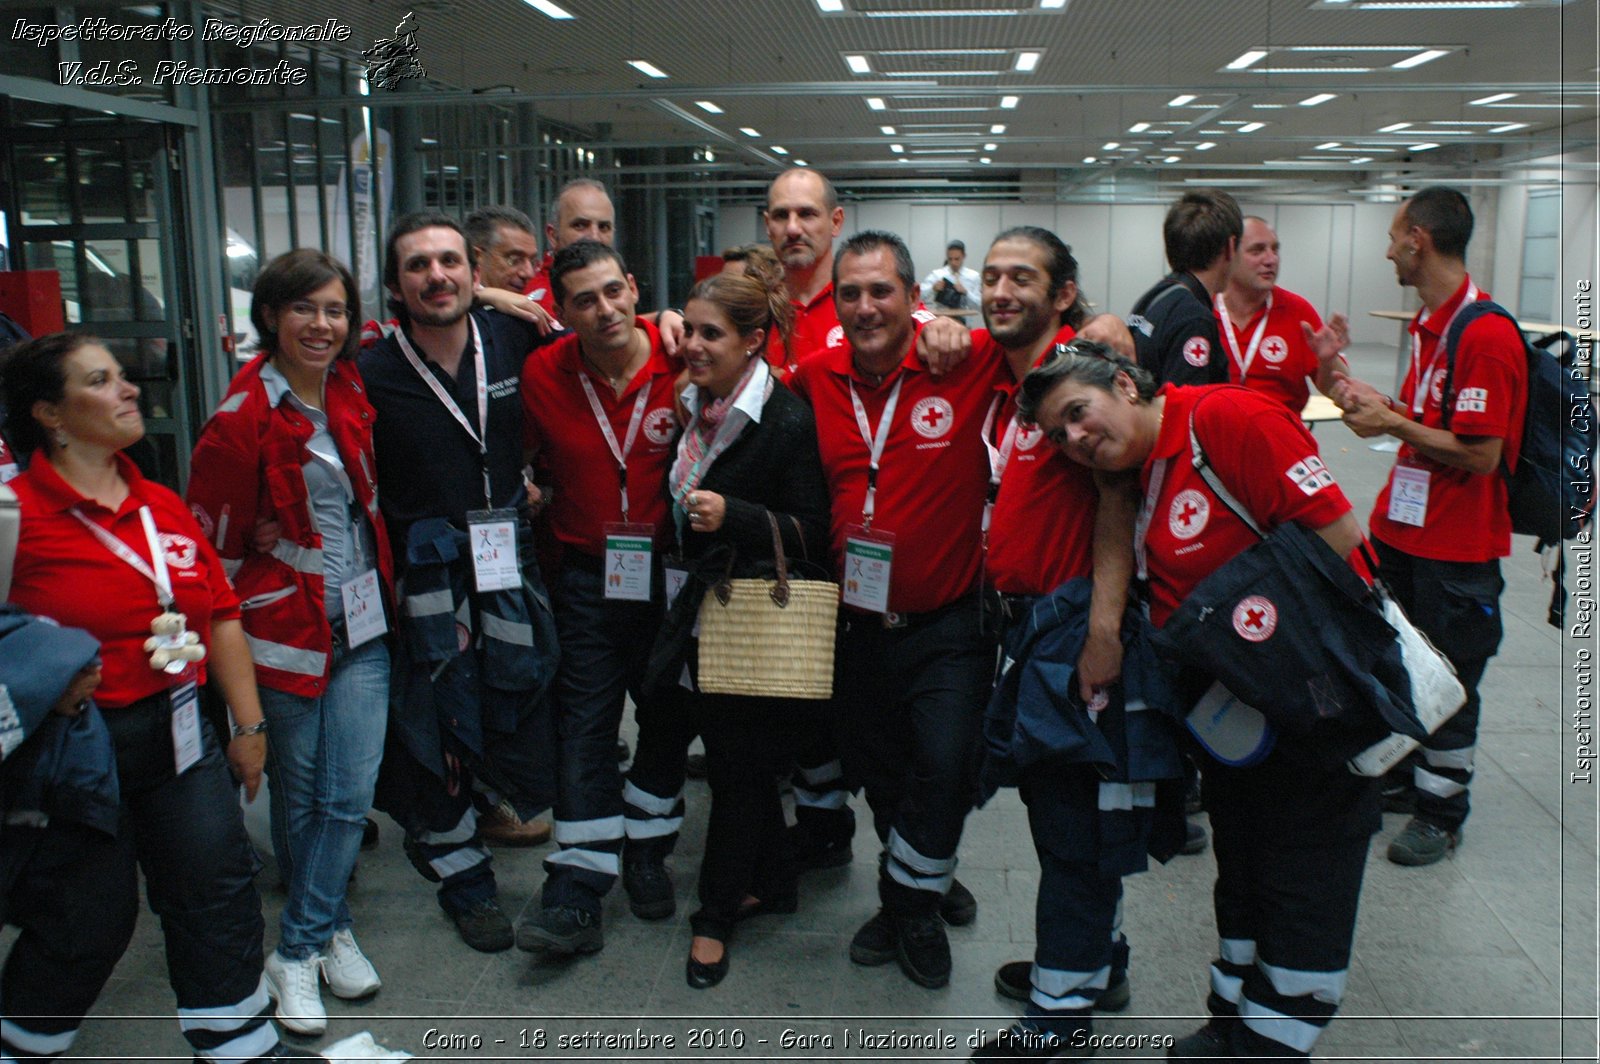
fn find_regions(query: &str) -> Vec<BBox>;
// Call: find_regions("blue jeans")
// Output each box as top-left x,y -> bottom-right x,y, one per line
261,637 -> 390,957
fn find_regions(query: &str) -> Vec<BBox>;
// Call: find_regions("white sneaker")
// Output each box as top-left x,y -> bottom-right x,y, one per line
263,950 -> 327,1036
320,928 -> 382,999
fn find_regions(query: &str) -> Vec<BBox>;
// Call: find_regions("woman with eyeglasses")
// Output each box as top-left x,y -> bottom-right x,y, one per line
187,249 -> 394,1036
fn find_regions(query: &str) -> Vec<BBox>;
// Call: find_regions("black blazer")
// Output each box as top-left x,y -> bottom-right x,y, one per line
646,378 -> 832,692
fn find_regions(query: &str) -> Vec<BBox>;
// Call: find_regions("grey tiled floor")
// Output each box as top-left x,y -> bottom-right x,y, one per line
33,342 -> 1600,1062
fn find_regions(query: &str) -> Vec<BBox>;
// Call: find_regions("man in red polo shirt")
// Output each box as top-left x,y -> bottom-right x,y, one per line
1332,186 -> 1525,866
967,227 -> 1156,1051
516,241 -> 692,955
791,230 -> 1001,990
1215,216 -> 1351,414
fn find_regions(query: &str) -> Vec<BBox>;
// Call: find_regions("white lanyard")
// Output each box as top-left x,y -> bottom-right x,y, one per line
979,394 -> 1021,541
1215,291 -> 1273,381
848,376 -> 904,529
579,374 -> 652,523
1409,282 -> 1479,417
395,317 -> 493,507
1133,459 -> 1168,582
73,505 -> 174,608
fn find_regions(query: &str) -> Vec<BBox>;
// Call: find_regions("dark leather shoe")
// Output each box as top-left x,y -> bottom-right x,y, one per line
686,942 -> 730,989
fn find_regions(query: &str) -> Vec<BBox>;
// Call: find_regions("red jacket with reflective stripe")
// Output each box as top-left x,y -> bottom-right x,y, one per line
186,354 -> 394,696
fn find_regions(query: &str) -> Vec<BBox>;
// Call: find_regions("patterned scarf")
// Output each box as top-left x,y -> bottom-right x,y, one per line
668,357 -> 772,508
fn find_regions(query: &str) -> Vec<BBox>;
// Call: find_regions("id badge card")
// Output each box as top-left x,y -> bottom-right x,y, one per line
1387,465 -> 1430,528
664,564 -> 688,609
603,522 -> 655,602
842,525 -> 895,614
466,508 -> 521,592
341,569 -> 388,648
169,680 -> 203,776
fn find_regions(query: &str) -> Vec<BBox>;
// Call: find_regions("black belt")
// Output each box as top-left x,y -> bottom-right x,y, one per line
844,593 -> 978,630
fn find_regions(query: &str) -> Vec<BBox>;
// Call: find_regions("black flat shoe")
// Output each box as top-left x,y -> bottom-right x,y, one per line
686,943 -> 730,989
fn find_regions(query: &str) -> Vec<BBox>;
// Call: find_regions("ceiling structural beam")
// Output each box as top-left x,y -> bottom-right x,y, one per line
206,80 -> 1579,113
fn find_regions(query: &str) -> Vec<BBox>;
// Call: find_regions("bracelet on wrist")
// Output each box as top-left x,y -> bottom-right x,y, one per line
232,718 -> 268,738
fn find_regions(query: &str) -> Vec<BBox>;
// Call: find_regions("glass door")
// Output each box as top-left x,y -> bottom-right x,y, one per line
5,109 -> 197,488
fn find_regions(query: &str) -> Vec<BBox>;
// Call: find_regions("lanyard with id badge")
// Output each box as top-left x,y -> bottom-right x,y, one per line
72,506 -> 207,775
841,376 -> 903,614
306,439 -> 389,646
580,374 -> 657,602
396,319 -> 525,593
1388,282 -> 1480,530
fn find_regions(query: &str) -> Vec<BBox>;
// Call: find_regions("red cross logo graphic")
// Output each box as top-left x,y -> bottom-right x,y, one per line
910,397 -> 955,439
1168,489 -> 1208,540
1232,596 -> 1278,642
643,408 -> 677,445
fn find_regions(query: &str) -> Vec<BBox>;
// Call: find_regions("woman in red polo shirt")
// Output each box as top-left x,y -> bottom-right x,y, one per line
188,249 -> 392,1036
2,332 -> 307,1064
1016,341 -> 1376,1064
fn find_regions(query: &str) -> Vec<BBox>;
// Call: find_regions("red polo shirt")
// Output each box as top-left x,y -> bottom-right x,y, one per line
1370,277 -> 1525,562
985,325 -> 1101,595
785,283 -> 846,370
522,253 -> 557,316
1214,287 -> 1338,414
1142,385 -> 1354,628
9,452 -> 240,707
522,316 -> 680,557
792,337 -> 998,614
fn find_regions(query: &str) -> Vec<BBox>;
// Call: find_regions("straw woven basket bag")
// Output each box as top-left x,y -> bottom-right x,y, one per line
696,512 -> 838,699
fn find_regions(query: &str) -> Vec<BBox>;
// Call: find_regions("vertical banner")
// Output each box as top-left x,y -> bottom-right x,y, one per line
332,125 -> 393,314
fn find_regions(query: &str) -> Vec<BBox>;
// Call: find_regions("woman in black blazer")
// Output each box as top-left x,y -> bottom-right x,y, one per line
653,270 -> 831,988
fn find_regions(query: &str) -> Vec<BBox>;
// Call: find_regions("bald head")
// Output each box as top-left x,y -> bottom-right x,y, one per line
546,179 -> 615,253
764,169 -> 845,279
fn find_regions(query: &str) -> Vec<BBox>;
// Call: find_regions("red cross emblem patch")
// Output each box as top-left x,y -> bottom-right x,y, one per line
642,407 -> 678,445
910,396 -> 955,440
1232,595 -> 1278,642
1168,489 -> 1209,540
1183,337 -> 1211,367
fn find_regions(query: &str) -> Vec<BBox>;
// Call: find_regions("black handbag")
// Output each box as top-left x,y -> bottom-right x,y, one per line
1150,408 -> 1430,761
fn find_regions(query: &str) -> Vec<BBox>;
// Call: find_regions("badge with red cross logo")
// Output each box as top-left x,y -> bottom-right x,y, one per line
1183,337 -> 1211,367
642,407 -> 677,445
1261,336 -> 1288,364
910,397 -> 955,440
1168,489 -> 1209,540
1232,595 -> 1278,642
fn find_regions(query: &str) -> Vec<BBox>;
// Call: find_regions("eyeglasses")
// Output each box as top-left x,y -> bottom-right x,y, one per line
285,302 -> 349,322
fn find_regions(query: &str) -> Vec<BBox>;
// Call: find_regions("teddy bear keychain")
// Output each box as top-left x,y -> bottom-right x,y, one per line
145,610 -> 206,674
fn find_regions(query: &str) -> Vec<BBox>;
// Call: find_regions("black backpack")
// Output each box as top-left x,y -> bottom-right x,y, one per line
1441,300 -> 1596,549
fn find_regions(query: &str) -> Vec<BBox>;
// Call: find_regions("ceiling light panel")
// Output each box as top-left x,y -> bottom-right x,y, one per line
1219,43 -> 1462,75
626,59 -> 669,78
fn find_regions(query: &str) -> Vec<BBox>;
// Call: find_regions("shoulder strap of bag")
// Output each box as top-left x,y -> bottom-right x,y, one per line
1186,399 -> 1265,539
766,511 -> 792,607
0,482 -> 18,602
1439,299 -> 1510,433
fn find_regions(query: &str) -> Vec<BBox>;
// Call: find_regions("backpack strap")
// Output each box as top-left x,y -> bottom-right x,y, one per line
1439,299 -> 1515,432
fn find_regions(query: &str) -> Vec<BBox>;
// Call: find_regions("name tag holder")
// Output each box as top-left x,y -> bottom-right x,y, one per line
466,508 -> 521,592
842,525 -> 895,614
604,522 -> 655,602
340,569 -> 388,647
170,679 -> 203,776
1387,465 -> 1430,528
